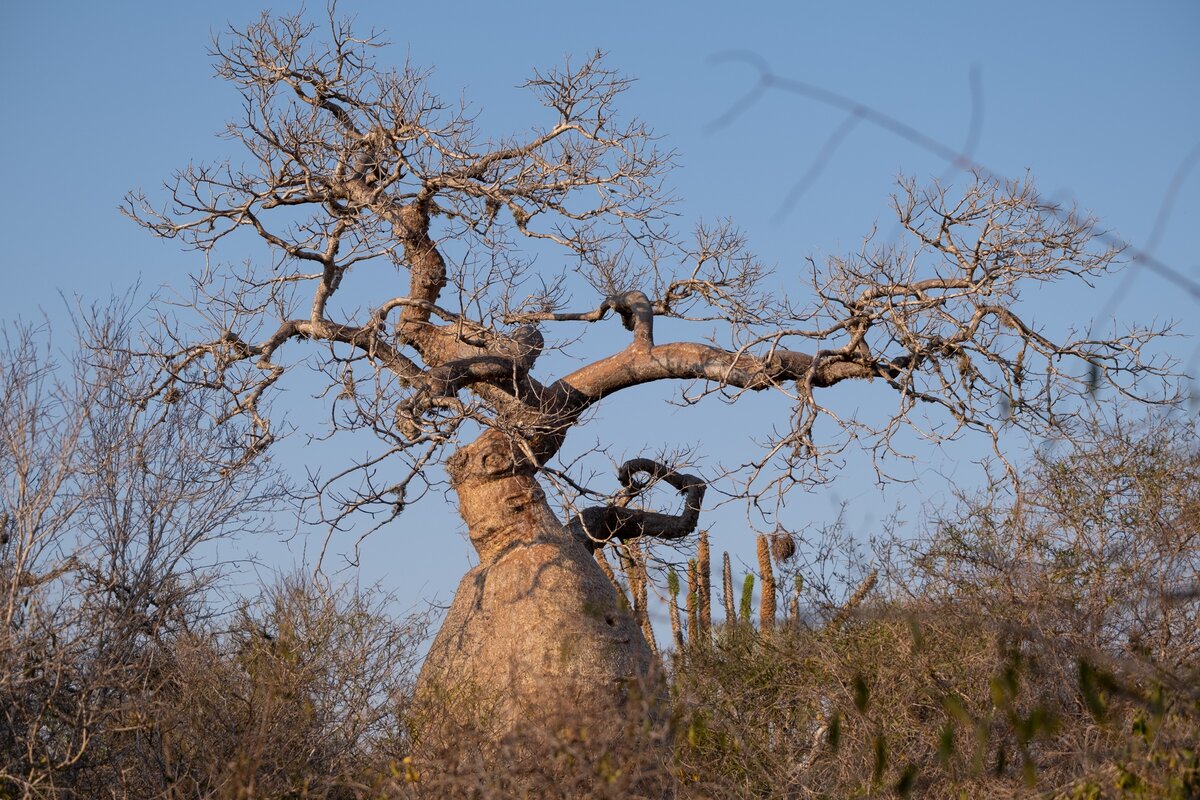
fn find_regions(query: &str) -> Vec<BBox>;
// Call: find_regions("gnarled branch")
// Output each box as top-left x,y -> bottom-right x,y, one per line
568,459 -> 705,549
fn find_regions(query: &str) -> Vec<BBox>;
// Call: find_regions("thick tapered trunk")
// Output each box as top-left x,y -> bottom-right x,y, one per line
413,432 -> 656,747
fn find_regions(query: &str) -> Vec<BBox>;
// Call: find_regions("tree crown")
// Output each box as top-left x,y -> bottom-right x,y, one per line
125,9 -> 1173,535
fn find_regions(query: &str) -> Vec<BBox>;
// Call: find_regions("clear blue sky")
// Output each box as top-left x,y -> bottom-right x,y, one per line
2,2 -> 1197,622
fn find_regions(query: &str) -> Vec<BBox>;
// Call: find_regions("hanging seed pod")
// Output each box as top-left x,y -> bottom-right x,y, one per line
770,531 -> 797,562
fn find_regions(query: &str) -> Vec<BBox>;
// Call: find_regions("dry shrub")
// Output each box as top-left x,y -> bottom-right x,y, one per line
146,575 -> 427,799
0,310 -> 280,799
3,561 -> 426,799
0,313 -> 426,799
671,413 -> 1200,799
674,608 -> 1196,798
392,679 -> 676,799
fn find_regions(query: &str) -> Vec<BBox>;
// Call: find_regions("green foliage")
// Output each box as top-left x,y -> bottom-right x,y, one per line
667,568 -> 681,598
852,673 -> 870,712
895,762 -> 919,796
739,573 -> 754,623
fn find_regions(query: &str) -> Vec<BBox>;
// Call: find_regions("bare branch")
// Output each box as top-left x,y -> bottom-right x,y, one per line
568,459 -> 706,548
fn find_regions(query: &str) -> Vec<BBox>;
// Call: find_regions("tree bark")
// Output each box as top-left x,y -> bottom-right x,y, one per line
413,431 -> 656,746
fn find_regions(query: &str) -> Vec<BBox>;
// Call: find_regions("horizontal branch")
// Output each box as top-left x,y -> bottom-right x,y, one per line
554,340 -> 879,406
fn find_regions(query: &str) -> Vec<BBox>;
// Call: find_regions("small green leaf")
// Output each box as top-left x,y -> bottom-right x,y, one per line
941,693 -> 971,724
895,764 -> 918,797
827,713 -> 841,752
739,573 -> 754,623
1116,765 -> 1143,791
1018,706 -> 1059,742
873,734 -> 888,784
908,616 -> 924,652
852,674 -> 870,713
937,723 -> 955,765
989,676 -> 1007,709
1148,683 -> 1166,720
1022,758 -> 1037,787
1078,660 -> 1108,722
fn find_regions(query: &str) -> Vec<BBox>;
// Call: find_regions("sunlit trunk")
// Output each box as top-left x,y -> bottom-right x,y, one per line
413,431 -> 654,744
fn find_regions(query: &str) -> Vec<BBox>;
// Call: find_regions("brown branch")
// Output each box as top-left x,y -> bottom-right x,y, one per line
567,458 -> 706,549
556,340 -> 871,405
505,289 -> 655,351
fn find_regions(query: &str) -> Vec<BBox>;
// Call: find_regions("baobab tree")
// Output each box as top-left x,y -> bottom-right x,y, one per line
125,10 -> 1170,741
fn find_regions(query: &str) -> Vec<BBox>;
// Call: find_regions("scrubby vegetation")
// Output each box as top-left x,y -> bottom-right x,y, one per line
5,8 -> 1193,795
2,315 -> 1195,798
